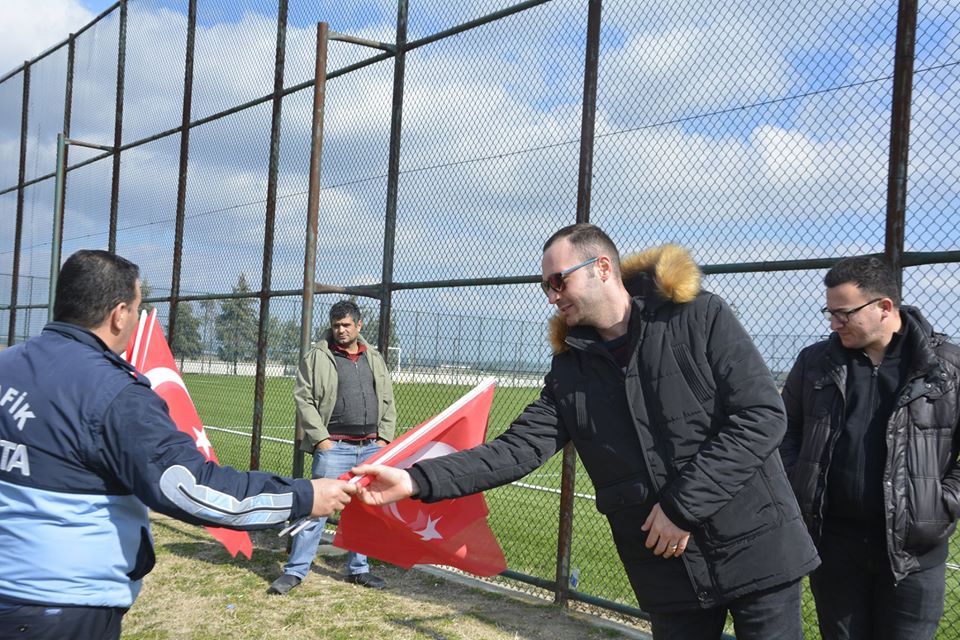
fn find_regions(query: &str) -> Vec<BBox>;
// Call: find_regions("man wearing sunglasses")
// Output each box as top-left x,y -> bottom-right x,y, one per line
780,255 -> 960,640
353,223 -> 818,640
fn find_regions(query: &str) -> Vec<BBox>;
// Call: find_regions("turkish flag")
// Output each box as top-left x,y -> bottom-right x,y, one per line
333,379 -> 507,577
124,310 -> 254,559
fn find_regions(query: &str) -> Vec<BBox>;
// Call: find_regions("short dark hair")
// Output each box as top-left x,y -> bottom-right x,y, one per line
329,300 -> 362,325
542,223 -> 621,275
824,255 -> 901,307
54,249 -> 140,328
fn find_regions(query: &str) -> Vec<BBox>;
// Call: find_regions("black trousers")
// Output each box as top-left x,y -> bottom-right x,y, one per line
0,601 -> 126,639
810,529 -> 945,640
647,579 -> 804,640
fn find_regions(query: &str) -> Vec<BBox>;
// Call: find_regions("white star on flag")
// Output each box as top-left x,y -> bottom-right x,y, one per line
193,427 -> 213,459
414,515 -> 443,541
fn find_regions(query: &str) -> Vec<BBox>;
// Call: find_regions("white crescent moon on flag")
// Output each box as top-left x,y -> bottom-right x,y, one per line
385,503 -> 405,522
397,442 -> 457,469
143,367 -> 192,400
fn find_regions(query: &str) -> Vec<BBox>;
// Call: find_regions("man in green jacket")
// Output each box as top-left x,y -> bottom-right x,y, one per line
268,300 -> 396,594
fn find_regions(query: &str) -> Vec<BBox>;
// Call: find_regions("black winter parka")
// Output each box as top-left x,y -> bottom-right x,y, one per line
408,246 -> 819,612
780,306 -> 960,581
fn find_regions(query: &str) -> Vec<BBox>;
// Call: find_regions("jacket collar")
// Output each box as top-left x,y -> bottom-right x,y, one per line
823,305 -> 943,380
42,321 -> 140,376
44,320 -> 113,352
548,244 -> 701,354
317,329 -> 374,355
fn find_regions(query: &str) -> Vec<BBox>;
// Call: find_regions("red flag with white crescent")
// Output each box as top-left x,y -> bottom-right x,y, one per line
124,309 -> 254,559
333,379 -> 507,576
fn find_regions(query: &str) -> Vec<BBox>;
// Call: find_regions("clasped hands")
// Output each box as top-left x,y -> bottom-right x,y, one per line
307,463 -> 415,517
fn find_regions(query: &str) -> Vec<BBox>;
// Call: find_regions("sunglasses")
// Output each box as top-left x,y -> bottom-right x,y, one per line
540,257 -> 599,294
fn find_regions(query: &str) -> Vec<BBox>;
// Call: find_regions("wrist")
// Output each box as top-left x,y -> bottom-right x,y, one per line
407,466 -> 428,500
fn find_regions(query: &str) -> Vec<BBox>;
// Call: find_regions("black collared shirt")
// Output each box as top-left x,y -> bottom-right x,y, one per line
826,329 -> 909,530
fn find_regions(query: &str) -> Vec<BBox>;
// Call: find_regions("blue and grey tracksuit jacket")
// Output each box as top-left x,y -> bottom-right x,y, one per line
0,322 -> 313,608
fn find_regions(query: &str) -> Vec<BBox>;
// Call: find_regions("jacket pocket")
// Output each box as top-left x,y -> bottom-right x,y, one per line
126,526 -> 156,581
904,477 -> 954,551
701,471 -> 778,546
595,476 -> 652,515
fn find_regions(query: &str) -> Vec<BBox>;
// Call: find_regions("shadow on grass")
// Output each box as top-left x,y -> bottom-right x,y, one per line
151,519 -> 290,585
387,614 -> 458,639
151,518 -> 367,590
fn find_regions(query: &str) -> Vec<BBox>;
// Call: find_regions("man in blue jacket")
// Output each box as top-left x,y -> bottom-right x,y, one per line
0,249 -> 356,639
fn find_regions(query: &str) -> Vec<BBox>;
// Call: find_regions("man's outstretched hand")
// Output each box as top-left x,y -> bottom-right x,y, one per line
309,478 -> 357,517
351,464 -> 418,505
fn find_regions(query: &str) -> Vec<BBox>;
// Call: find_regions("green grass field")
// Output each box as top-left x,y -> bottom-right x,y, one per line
182,373 -> 960,639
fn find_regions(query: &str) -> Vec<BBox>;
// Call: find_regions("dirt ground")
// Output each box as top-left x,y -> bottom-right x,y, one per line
122,514 -> 650,640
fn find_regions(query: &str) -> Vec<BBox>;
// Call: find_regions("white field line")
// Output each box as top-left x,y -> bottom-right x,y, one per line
205,425 -> 292,446
204,425 -> 598,501
510,481 -> 596,502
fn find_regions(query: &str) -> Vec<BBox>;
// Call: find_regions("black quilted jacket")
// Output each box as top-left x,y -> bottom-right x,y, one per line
409,245 -> 819,612
780,306 -> 960,581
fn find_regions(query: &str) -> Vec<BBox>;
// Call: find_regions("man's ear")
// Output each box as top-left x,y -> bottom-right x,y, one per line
879,298 -> 897,318
111,300 -> 137,334
597,255 -> 612,282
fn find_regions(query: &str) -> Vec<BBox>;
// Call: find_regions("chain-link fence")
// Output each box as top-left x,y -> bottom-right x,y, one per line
2,0 -> 959,636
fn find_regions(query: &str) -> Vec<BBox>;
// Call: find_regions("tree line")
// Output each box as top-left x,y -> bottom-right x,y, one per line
142,274 -> 396,375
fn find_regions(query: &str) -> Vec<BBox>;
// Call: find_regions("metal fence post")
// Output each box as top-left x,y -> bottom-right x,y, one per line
884,0 -> 917,291
293,21 -> 330,479
251,0 -> 288,471
108,0 -> 128,253
7,62 -> 30,345
49,133 -> 67,322
377,0 -> 409,354
61,33 -> 76,239
168,0 -> 198,351
44,35 -> 77,329
555,0 -> 602,608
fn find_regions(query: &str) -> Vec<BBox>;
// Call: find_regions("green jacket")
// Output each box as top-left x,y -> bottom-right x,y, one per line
295,332 -> 396,452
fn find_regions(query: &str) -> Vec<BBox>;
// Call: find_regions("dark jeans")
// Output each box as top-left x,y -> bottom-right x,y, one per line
0,601 -> 125,639
810,530 -> 945,640
647,579 -> 803,640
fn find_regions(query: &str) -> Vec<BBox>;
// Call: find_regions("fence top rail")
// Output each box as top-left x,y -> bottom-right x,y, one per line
0,1 -> 122,84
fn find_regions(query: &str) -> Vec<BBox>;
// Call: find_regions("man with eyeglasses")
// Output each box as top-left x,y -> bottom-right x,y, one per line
780,255 -> 960,640
351,223 -> 818,640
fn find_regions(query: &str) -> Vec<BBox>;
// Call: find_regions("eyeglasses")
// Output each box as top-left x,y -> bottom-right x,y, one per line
820,298 -> 882,323
541,257 -> 599,294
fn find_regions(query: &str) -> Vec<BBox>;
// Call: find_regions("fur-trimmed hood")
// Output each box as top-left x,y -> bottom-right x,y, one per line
548,244 -> 702,354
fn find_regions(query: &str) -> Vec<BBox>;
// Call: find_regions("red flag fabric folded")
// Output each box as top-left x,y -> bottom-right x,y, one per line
125,310 -> 254,559
333,379 -> 507,577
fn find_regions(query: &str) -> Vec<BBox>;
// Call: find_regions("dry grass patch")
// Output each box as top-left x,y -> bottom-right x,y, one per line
122,514 -> 640,639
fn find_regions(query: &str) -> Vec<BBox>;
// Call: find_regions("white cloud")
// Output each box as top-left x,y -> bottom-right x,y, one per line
0,0 -> 93,78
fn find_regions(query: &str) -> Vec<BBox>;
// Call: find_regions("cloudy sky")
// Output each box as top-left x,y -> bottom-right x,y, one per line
0,1 -> 102,76
1,0 -> 958,369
